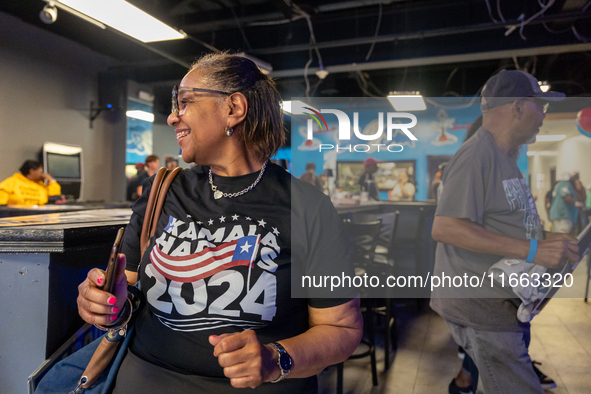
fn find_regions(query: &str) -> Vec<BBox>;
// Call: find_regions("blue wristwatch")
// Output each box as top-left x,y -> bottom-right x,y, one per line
270,342 -> 292,383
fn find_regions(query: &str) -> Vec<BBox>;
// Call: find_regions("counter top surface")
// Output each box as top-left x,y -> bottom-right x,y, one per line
0,202 -> 133,218
0,209 -> 132,253
334,200 -> 437,214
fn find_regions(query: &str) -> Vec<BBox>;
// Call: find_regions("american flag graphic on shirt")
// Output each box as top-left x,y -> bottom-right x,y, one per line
150,235 -> 261,283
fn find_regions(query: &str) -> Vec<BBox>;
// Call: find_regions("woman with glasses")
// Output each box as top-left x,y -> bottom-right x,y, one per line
75,52 -> 362,393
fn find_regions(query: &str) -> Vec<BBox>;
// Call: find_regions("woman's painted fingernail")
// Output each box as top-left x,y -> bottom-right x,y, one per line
107,297 -> 116,305
112,306 -> 119,313
213,351 -> 216,357
110,315 -> 117,321
97,277 -> 103,285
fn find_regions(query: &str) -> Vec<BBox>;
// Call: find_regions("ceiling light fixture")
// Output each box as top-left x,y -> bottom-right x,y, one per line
387,91 -> 427,111
48,0 -> 186,42
126,110 -> 154,122
535,134 -> 566,142
538,81 -> 550,93
315,66 -> 329,80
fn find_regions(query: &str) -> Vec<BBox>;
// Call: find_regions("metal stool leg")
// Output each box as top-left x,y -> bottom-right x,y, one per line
336,362 -> 343,394
366,302 -> 378,386
585,255 -> 590,303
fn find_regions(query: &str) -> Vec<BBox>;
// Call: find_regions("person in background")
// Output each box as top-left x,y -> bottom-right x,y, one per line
549,172 -> 583,234
431,69 -> 578,394
136,155 -> 160,197
431,162 -> 448,201
165,156 -> 179,170
0,160 -> 61,205
571,173 -> 588,231
389,171 -> 416,201
298,162 -> 324,191
127,163 -> 145,201
358,157 -> 381,201
544,182 -> 557,227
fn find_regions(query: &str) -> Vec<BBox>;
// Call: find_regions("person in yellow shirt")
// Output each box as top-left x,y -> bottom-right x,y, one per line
0,160 -> 61,205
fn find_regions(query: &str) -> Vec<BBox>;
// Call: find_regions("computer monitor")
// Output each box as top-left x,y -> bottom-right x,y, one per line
42,142 -> 83,200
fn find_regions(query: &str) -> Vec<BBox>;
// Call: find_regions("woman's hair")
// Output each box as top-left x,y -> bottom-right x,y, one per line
188,52 -> 285,161
20,160 -> 42,176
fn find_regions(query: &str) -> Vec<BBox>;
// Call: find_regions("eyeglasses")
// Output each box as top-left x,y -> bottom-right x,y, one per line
171,85 -> 232,116
522,98 -> 549,114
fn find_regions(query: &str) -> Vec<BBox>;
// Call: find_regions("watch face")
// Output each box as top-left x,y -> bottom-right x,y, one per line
279,353 -> 292,370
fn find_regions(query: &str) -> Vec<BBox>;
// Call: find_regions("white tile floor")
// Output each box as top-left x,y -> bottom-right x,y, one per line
319,260 -> 591,394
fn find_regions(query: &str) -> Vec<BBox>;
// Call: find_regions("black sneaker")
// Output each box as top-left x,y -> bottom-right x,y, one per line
532,361 -> 557,390
448,379 -> 474,394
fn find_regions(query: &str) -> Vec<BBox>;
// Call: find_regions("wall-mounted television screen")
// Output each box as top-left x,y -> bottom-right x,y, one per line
42,142 -> 83,200
46,152 -> 81,179
336,160 -> 416,194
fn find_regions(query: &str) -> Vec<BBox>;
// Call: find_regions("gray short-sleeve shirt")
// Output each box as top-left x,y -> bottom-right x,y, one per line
429,128 -> 542,332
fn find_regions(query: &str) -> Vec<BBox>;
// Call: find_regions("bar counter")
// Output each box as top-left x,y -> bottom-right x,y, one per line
0,209 -> 131,393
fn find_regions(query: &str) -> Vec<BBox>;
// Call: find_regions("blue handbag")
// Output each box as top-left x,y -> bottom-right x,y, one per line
35,326 -> 134,394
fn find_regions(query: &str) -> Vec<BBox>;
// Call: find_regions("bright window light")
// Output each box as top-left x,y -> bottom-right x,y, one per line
387,92 -> 427,111
56,0 -> 186,42
126,110 -> 154,122
535,134 -> 566,142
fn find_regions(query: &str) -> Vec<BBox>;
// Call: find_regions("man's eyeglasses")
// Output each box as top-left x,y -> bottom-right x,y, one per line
522,98 -> 549,114
171,85 -> 232,116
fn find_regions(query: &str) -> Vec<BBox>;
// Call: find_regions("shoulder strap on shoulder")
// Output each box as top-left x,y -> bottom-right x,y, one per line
140,167 -> 182,258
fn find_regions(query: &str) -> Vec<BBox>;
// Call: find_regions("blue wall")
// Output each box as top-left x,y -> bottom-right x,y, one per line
290,98 -> 528,200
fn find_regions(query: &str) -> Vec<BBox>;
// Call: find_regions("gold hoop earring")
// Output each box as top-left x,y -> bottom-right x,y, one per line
225,126 -> 233,137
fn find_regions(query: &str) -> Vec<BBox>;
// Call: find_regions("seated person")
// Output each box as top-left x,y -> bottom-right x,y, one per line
299,162 -> 324,191
0,160 -> 61,205
389,171 -> 416,201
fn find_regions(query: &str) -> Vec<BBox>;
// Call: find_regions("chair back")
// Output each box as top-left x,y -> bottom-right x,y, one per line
342,219 -> 382,268
352,211 -> 399,253
392,206 -> 425,246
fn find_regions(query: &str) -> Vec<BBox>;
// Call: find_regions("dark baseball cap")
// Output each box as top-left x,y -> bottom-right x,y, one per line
480,70 -> 564,111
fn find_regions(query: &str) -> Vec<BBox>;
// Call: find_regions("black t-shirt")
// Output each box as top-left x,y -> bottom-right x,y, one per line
120,163 -> 353,392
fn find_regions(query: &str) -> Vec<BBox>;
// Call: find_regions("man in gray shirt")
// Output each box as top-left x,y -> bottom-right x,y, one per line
430,70 -> 580,393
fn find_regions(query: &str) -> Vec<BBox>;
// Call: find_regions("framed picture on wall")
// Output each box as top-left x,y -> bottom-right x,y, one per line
336,160 -> 417,193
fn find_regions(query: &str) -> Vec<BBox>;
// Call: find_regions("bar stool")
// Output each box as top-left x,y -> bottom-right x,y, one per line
336,219 -> 382,393
351,211 -> 399,370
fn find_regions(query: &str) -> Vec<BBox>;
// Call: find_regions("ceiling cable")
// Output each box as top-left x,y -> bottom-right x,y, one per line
496,0 -> 506,23
505,0 -> 555,40
572,26 -> 590,42
286,0 -> 324,69
484,0 -> 499,23
365,3 -> 383,61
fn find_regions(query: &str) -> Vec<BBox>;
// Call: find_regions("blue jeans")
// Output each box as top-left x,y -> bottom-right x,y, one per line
446,320 -> 544,394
